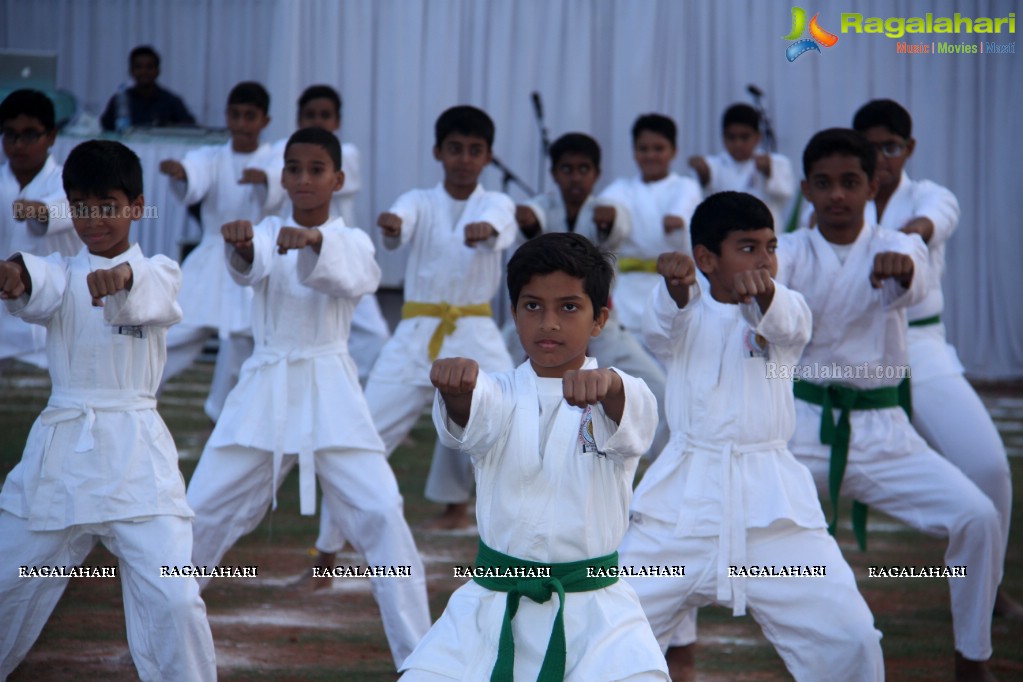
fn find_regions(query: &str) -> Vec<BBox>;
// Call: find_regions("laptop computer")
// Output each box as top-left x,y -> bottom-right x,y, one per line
0,49 -> 57,92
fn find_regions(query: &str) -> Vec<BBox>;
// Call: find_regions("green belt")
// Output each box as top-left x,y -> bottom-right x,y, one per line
908,314 -> 941,328
472,540 -> 618,682
793,380 -> 907,550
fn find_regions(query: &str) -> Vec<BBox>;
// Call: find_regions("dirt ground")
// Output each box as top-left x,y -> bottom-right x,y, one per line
2,362 -> 1022,681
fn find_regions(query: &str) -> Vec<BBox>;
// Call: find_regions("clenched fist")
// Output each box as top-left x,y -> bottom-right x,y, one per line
0,260 -> 29,300
592,205 -> 616,234
87,263 -> 132,307
159,160 -> 186,181
431,357 -> 479,395
870,251 -> 914,289
464,222 -> 496,247
378,212 -> 402,239
276,227 -> 322,254
734,268 -> 774,307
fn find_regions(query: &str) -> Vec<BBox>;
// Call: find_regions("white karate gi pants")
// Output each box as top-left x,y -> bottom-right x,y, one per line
793,403 -> 1002,661
186,444 -> 431,667
619,516 -> 884,682
0,512 -> 216,682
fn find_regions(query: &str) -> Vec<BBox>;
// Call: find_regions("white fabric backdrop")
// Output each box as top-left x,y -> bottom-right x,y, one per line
2,0 -> 1019,378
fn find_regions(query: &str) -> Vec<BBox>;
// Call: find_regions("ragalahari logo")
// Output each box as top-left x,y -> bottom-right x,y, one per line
783,7 -> 839,61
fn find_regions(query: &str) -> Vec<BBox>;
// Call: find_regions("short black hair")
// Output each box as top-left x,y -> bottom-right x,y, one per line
631,113 -> 676,148
129,45 -> 160,68
227,81 -> 270,115
549,133 -> 601,171
802,128 -> 876,181
62,140 -> 143,201
434,105 -> 495,149
507,232 -> 614,318
722,104 -> 760,132
0,89 -> 55,131
298,85 -> 342,118
852,99 -> 912,139
690,191 -> 773,256
285,127 -> 341,171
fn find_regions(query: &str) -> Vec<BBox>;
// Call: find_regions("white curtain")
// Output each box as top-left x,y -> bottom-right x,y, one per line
2,0 -> 1019,378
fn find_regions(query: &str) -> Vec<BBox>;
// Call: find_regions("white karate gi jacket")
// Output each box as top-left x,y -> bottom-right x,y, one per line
0,245 -> 191,530
400,358 -> 667,680
207,216 -> 383,514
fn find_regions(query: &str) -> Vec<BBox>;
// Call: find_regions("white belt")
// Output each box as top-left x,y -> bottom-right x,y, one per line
41,388 -> 158,453
673,434 -> 788,616
248,342 -> 347,515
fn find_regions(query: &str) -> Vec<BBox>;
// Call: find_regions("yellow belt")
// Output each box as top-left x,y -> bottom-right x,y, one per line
617,257 -> 658,273
402,301 -> 493,360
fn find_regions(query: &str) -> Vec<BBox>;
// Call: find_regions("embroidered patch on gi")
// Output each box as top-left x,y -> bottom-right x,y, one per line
578,406 -> 604,456
743,328 -> 768,358
115,325 -> 145,339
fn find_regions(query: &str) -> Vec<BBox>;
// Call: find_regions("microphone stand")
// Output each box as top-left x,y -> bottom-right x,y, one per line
748,86 -> 777,154
491,156 -> 535,197
532,93 -> 551,194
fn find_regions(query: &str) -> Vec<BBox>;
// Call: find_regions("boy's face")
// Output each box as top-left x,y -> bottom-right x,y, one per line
129,55 -> 159,88
551,152 -> 599,207
434,132 -> 492,195
860,125 -> 914,192
226,103 -> 270,153
633,130 -> 676,183
512,270 -> 608,378
298,97 -> 340,133
282,142 -> 344,211
2,114 -> 55,177
801,153 -> 878,235
723,123 -> 761,163
695,228 -> 777,303
68,189 -> 142,259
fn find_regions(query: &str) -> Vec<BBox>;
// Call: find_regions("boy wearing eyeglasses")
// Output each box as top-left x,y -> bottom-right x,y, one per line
0,89 -> 82,369
854,99 -> 1016,624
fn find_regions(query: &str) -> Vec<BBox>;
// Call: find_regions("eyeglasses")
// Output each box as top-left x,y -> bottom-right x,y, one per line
872,141 -> 906,158
1,129 -> 46,146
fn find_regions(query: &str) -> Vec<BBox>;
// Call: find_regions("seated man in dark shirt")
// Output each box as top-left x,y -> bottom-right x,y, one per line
101,45 -> 197,131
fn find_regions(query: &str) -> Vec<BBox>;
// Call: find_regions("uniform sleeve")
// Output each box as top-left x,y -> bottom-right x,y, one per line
470,192 -> 517,252
765,154 -> 796,204
31,190 -> 74,239
4,252 -> 66,324
385,189 -> 423,249
591,368 -> 657,466
774,231 -> 799,287
297,226 -> 381,299
432,369 -> 514,463
172,146 -> 216,206
338,143 -> 361,198
913,180 -> 959,249
642,277 -> 700,365
739,281 -> 811,352
104,253 -> 183,328
227,218 -> 275,286
664,177 -> 701,254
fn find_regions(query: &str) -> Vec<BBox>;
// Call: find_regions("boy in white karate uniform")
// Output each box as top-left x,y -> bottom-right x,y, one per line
159,81 -> 278,421
185,128 -> 430,668
244,84 -> 390,384
853,99 -> 1016,619
0,90 -> 82,370
400,232 -> 668,681
515,132 -> 669,456
0,140 -> 216,681
360,104 -> 516,534
599,113 -> 701,335
688,103 -> 796,231
782,128 -> 1002,681
619,191 -> 883,681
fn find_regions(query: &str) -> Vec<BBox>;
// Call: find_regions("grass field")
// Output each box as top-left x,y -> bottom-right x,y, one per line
1,358 -> 1021,681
